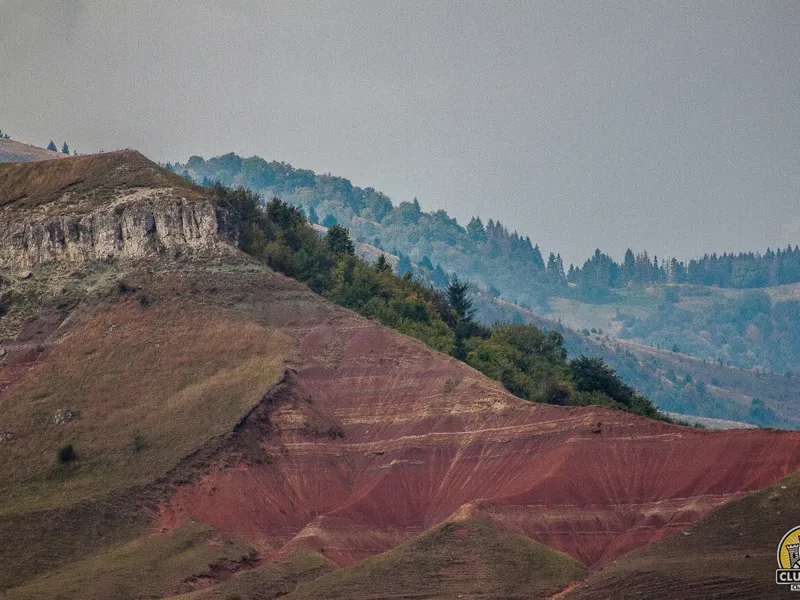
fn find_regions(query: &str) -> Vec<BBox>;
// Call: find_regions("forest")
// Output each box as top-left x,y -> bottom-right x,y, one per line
212,183 -> 663,421
169,153 -> 800,298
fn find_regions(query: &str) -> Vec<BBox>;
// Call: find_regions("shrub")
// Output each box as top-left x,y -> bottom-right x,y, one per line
58,443 -> 76,463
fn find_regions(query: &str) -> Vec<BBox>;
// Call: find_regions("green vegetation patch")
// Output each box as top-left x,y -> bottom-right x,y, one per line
168,548 -> 338,600
4,522 -> 253,600
287,518 -> 586,599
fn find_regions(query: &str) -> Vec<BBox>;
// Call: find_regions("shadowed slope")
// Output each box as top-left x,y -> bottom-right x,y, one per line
168,548 -> 338,600
4,522 -> 255,600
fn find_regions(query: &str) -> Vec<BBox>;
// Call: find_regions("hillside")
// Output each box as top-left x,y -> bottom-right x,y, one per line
2,151 -> 800,598
171,153 -> 800,428
0,138 -> 65,164
560,469 -> 800,599
285,518 -> 586,599
476,297 -> 800,429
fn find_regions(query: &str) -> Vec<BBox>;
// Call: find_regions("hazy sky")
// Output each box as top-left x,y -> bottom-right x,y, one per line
2,1 -> 799,265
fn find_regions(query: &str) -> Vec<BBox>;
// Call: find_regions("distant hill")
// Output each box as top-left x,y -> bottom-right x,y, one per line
473,295 -> 800,429
0,138 -> 65,163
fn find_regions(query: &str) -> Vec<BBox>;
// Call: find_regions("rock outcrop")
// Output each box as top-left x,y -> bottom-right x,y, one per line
0,151 -> 227,270
0,189 -> 221,270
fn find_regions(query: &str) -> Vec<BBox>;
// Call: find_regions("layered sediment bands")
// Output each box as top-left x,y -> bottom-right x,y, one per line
0,189 -> 220,269
159,315 -> 800,568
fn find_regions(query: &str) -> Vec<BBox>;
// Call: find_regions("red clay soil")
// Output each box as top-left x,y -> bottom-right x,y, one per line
156,301 -> 800,569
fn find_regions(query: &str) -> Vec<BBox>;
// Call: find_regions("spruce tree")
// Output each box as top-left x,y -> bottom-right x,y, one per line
446,275 -> 475,322
326,225 -> 355,256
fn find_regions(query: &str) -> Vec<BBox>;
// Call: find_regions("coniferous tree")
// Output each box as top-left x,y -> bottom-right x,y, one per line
47,141 -> 58,152
326,224 -> 355,256
466,217 -> 486,242
375,253 -> 391,273
446,275 -> 475,322
621,248 -> 636,283
396,253 -> 413,276
61,142 -> 70,154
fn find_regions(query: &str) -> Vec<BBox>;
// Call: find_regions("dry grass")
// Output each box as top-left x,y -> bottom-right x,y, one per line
287,518 -> 586,600
4,522 -> 254,600
0,296 -> 294,513
0,150 -> 203,212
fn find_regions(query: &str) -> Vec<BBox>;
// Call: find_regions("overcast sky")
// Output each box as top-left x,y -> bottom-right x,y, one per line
2,1 -> 799,265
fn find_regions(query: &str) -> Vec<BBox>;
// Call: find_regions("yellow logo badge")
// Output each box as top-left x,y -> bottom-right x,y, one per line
777,526 -> 800,591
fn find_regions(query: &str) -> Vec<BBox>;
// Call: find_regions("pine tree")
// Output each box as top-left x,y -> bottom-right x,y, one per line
375,253 -> 391,273
622,248 -> 635,283
61,142 -> 70,155
466,217 -> 486,242
446,275 -> 475,322
326,225 -> 355,256
47,141 -> 58,152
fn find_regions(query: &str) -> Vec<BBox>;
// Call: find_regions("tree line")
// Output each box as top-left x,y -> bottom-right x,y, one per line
568,246 -> 800,291
169,154 -> 799,310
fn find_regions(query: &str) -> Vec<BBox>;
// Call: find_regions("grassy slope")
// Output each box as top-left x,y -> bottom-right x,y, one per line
287,518 -> 586,600
0,138 -> 65,164
0,149 -> 203,212
0,296 -> 292,514
5,522 -> 254,600
561,469 -> 800,600
168,548 -> 339,600
0,257 -> 298,592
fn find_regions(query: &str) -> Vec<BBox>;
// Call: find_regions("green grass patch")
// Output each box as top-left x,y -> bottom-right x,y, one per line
4,522 -> 253,600
169,548 -> 338,600
287,518 -> 586,599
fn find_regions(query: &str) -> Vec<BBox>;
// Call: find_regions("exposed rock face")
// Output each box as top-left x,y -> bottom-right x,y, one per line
0,189 -> 222,270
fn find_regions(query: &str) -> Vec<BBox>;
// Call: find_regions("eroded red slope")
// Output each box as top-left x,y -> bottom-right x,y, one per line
158,304 -> 800,568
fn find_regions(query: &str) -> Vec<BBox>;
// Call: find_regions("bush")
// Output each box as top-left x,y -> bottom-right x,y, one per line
57,444 -> 76,463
